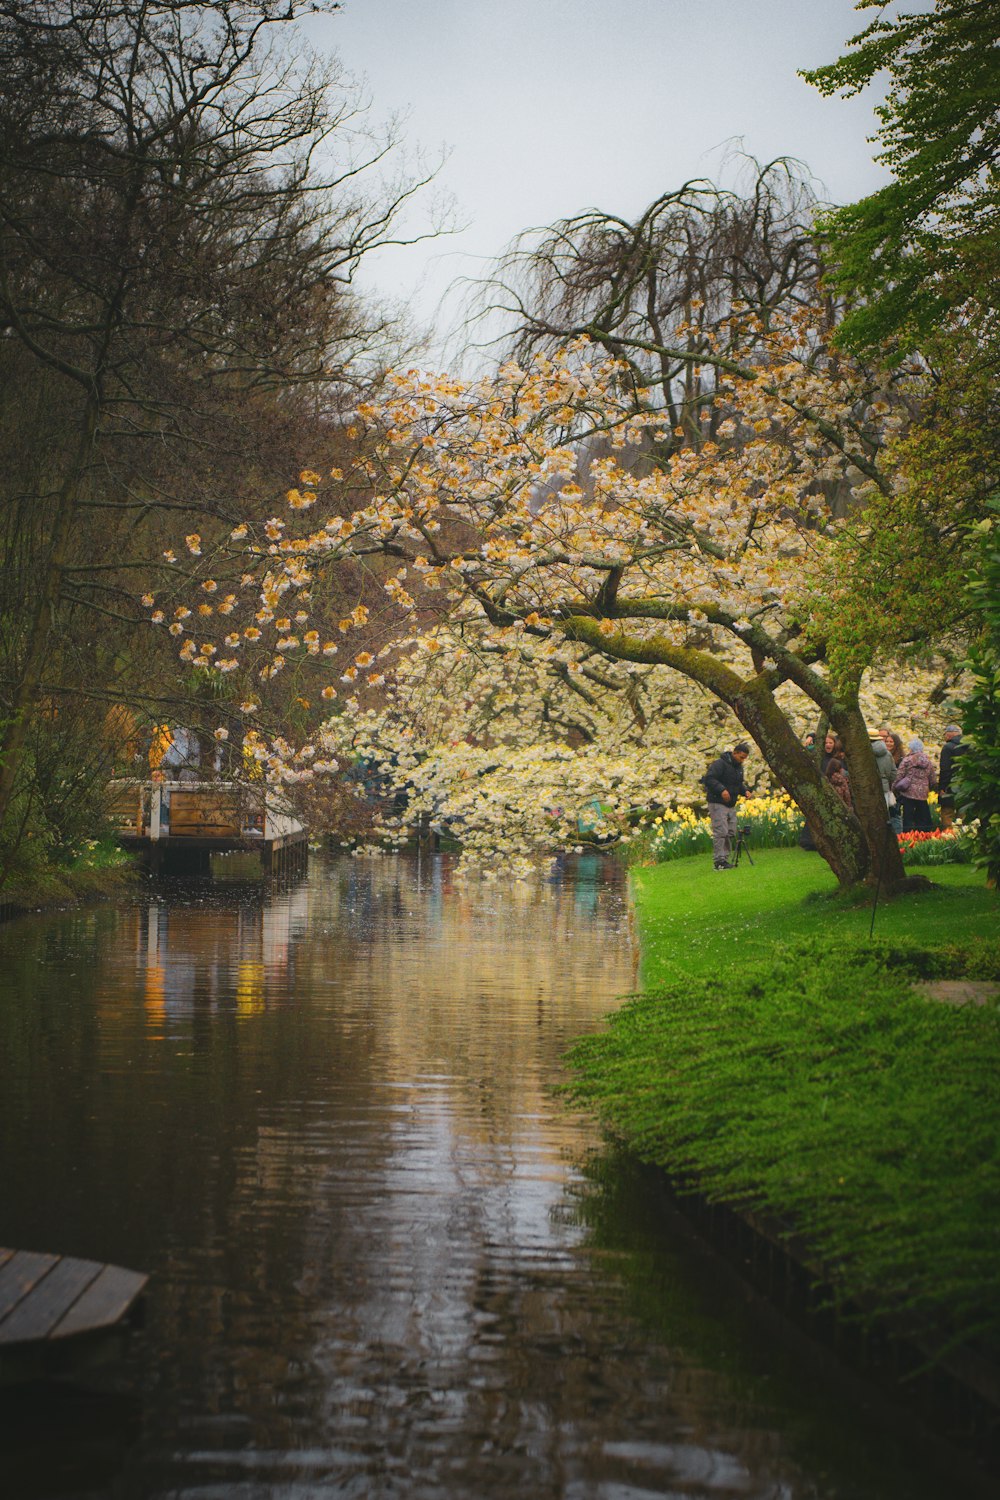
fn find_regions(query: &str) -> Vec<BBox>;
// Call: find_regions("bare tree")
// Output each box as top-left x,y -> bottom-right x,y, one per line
0,0 -> 441,840
473,156 -> 827,449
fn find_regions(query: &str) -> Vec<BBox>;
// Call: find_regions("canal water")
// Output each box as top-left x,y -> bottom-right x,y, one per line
0,853 -> 981,1498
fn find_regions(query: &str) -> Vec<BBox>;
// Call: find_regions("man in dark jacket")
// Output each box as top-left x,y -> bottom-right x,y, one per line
938,725 -> 965,829
704,742 -> 750,870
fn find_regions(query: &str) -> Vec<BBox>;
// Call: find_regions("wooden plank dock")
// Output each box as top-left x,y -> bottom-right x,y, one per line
109,778 -> 308,878
0,1249 -> 147,1380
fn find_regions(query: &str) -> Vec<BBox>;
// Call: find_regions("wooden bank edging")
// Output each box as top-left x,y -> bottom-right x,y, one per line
613,1039 -> 1000,1461
671,1174 -> 1000,1425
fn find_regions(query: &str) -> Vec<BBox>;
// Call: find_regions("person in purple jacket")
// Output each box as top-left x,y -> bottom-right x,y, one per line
893,737 -> 937,833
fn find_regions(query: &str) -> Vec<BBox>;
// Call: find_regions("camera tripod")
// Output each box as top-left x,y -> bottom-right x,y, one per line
732,826 -> 754,867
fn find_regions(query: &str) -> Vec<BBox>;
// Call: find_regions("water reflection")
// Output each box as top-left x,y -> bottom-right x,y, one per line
0,855 -> 985,1498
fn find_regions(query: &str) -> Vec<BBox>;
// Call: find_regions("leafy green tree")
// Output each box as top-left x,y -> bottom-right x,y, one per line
802,0 -> 1000,354
956,503 -> 1000,882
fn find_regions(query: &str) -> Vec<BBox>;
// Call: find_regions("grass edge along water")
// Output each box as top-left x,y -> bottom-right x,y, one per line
566,933 -> 1000,1365
564,850 -> 998,1372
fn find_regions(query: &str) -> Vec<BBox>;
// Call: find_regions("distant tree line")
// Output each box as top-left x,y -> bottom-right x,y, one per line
0,0 -> 435,881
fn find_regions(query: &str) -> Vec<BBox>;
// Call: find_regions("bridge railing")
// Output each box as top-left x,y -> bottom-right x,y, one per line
107,779 -> 304,841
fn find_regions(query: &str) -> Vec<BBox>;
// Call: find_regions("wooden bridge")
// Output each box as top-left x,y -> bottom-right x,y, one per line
108,779 -> 308,878
0,1248 -> 147,1383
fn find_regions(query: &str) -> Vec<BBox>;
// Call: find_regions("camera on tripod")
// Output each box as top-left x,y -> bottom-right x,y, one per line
732,824 -> 754,866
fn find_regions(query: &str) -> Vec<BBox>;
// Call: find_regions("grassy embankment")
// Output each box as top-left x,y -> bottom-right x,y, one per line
567,848 -> 1000,1363
0,838 -> 137,914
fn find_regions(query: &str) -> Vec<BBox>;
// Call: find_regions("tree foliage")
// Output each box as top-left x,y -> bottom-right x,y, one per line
150,309 -> 970,891
955,502 -> 1000,882
0,0 -> 436,868
803,0 -> 1000,353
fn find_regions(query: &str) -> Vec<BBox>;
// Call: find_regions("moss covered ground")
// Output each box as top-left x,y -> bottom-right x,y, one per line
567,848 -> 1000,1364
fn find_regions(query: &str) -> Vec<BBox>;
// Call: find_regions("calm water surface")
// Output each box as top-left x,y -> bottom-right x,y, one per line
0,853 -> 980,1498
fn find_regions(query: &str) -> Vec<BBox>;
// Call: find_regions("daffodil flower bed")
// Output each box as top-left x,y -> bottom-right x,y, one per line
647,791 -> 803,862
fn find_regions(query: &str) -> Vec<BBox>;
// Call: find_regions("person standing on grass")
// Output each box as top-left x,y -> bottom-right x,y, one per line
827,756 -> 853,810
801,731 -> 847,851
893,737 -> 937,833
938,724 -> 965,829
879,727 -> 905,767
872,730 -> 901,832
704,742 -> 750,871
821,731 -> 847,776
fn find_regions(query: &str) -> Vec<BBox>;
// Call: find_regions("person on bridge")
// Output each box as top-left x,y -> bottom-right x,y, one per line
703,742 -> 750,871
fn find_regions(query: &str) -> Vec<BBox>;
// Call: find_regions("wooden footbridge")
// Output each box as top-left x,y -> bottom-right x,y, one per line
0,1248 -> 147,1383
109,779 -> 308,878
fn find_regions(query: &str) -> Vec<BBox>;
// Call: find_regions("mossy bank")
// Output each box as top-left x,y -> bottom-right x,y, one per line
567,849 -> 999,1387
0,840 -> 137,918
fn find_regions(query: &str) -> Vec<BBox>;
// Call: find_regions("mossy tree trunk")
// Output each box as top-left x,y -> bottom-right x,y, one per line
830,696 -> 905,891
565,616 -> 906,893
731,675 -> 873,889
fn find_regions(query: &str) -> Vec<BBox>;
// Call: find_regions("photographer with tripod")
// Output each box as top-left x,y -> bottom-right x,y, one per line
703,742 -> 751,871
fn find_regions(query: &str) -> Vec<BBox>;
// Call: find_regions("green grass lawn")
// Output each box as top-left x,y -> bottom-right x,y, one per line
568,853 -> 1000,1363
632,847 -> 995,989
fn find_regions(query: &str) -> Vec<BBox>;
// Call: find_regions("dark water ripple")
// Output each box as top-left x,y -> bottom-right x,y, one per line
0,853 -> 981,1498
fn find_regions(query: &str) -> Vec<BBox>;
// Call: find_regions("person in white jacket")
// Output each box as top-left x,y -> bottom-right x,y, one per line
871,733 -> 900,832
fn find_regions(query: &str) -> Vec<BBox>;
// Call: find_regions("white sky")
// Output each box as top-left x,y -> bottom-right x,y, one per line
303,0 -> 889,358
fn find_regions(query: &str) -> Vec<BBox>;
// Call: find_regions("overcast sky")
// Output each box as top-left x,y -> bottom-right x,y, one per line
303,0 -> 890,359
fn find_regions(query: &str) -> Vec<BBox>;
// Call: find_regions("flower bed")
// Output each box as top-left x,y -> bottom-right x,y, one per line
898,825 -> 976,866
648,792 -> 803,862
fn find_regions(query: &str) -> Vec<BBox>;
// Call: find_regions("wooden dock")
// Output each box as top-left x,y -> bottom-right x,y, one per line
0,1248 -> 147,1381
109,778 -> 308,878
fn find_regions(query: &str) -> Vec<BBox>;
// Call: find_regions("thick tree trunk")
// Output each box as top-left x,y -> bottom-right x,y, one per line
832,700 -> 908,893
562,617 -> 904,893
732,678 -> 870,888
0,402 -> 98,834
